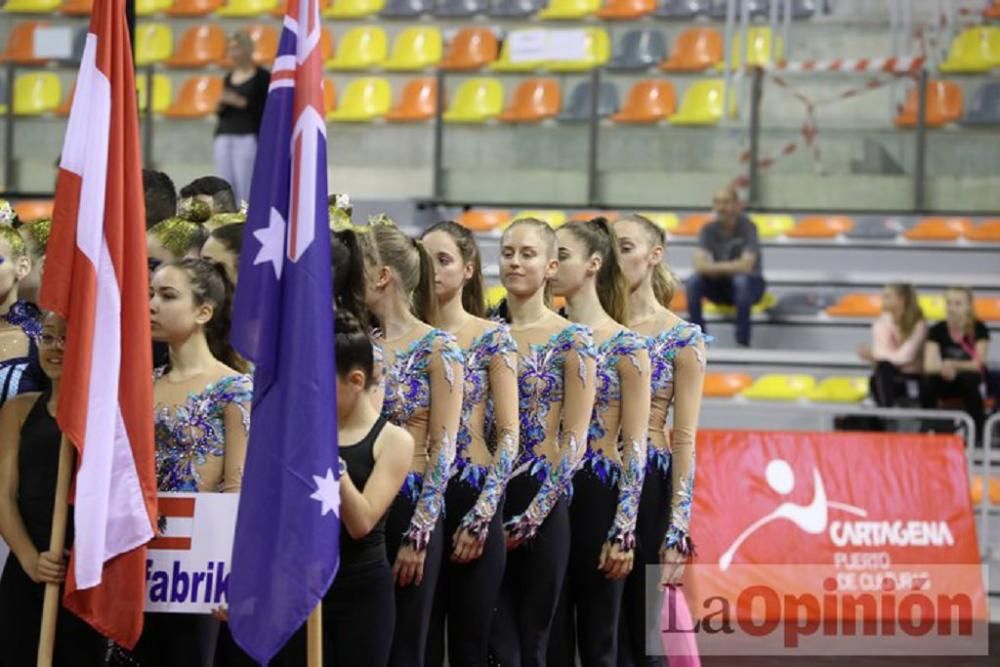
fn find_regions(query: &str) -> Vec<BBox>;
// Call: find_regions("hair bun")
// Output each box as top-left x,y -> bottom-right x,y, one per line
334,308 -> 364,336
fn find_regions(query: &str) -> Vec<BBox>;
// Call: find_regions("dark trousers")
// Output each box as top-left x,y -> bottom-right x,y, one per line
685,273 -> 766,346
870,361 -> 921,408
131,612 -> 219,667
922,372 -> 986,437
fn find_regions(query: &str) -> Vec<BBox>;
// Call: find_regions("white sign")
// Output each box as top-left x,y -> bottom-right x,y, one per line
546,29 -> 588,62
506,29 -> 588,64
33,26 -> 74,60
145,493 -> 239,613
508,29 -> 547,63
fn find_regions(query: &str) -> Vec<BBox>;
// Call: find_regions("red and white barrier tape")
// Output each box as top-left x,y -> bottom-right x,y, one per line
768,56 -> 926,74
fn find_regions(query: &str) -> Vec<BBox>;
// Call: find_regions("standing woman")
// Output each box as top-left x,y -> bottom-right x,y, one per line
214,32 -> 270,205
0,224 -> 46,406
0,314 -> 107,666
547,218 -> 651,667
133,258 -> 252,667
420,221 -> 518,666
614,215 -> 707,666
358,218 -> 464,667
488,218 -> 597,667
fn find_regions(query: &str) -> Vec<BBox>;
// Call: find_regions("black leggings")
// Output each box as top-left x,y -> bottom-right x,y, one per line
548,467 -> 625,667
619,460 -> 672,667
386,490 -> 445,667
870,361 -> 921,408
426,478 -> 506,667
489,472 -> 570,667
923,372 -> 986,435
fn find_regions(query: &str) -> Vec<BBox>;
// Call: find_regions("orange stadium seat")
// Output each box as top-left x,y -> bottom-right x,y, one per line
385,78 -> 438,122
1,22 -> 49,65
499,79 -> 561,123
569,210 -> 619,222
167,0 -> 222,14
969,474 -> 1000,505
703,372 -> 752,397
671,213 -> 712,237
595,0 -> 654,19
323,77 -> 336,118
903,217 -> 973,241
246,24 -> 279,64
669,289 -> 687,313
987,1 -> 1000,19
895,80 -> 963,128
612,80 -> 676,124
61,0 -> 94,14
786,215 -> 854,238
13,200 -> 54,221
440,28 -> 498,71
974,297 -> 1000,322
966,219 -> 1000,242
165,25 -> 226,67
825,293 -> 882,318
660,27 -> 722,72
162,76 -> 223,118
458,209 -> 510,232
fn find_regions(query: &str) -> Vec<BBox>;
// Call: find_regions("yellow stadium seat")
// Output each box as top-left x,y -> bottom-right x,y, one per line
324,0 -> 384,18
750,213 -> 795,239
443,78 -> 503,123
136,0 -> 173,14
215,0 -> 277,16
537,0 -> 599,19
807,376 -> 869,403
384,27 -> 443,72
4,0 -> 61,12
546,28 -> 611,72
724,27 -> 783,69
491,30 -> 545,72
507,210 -> 568,229
703,291 -> 775,316
486,284 -> 507,308
636,211 -> 680,231
14,73 -> 61,116
670,79 -> 733,126
135,23 -> 173,66
136,73 -> 173,114
326,26 -> 388,71
918,294 -> 946,321
328,77 -> 391,122
939,26 -> 1000,73
742,374 -> 815,401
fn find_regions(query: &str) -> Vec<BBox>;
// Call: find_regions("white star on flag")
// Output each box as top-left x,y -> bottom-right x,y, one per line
253,207 -> 286,280
309,468 -> 340,517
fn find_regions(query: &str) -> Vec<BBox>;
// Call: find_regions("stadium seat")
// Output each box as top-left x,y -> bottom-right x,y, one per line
596,0 -> 654,20
435,0 -> 488,16
742,374 -> 815,401
325,0 -> 385,18
320,27 -> 335,63
54,83 -> 73,116
660,27 -> 723,72
443,78 -> 503,123
510,210 -> 567,228
670,79 -> 730,125
1,21 -> 48,65
13,200 -> 53,221
441,28 -> 498,71
903,216 -> 972,241
916,294 -> 945,320
134,23 -> 173,66
537,0 -> 599,19
671,213 -> 711,236
939,26 -> 1000,73
135,74 -> 172,114
669,288 -> 687,312
165,25 -> 225,67
329,77 -> 391,122
807,376 -> 868,403
136,0 -> 173,14
488,0 -> 542,16
704,291 -> 775,316
782,0 -> 815,19
14,73 -> 60,116
960,82 -> 1000,126
966,219 -> 1000,242
546,28 -> 610,71
3,0 -> 60,12
894,80 -> 963,128
844,215 -> 910,240
244,25 -> 279,64
608,28 -> 667,71
326,26 -> 388,71
491,30 -> 544,72
60,0 -> 93,14
653,0 -> 710,19
558,81 -> 619,121
569,210 -> 619,222
167,0 -> 221,14
459,209 -> 510,232
216,0 -> 277,15
750,213 -> 795,239
611,80 -> 676,123
969,474 -> 1000,506
270,0 -> 329,15
636,211 -> 679,231
500,79 -> 561,123
385,78 -> 438,122
69,26 -> 88,62
162,76 -> 223,118
485,284 -> 507,308
769,291 -> 836,317
323,78 -> 337,119
786,215 -> 854,238
703,372 -> 752,397
384,27 -> 443,71
974,296 -> 1000,322
825,293 -> 881,318
381,0 -> 432,17
987,0 -> 1000,19
725,27 -> 783,69
710,0 -> 768,19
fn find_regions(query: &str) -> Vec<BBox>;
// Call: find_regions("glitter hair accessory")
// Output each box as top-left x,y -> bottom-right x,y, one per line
0,224 -> 27,257
0,200 -> 15,227
149,217 -> 201,258
178,197 -> 212,223
209,212 -> 247,227
367,213 -> 396,228
23,218 -> 51,255
328,193 -> 352,230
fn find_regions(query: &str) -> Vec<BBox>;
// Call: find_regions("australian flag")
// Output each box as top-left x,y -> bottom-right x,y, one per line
227,0 -> 339,662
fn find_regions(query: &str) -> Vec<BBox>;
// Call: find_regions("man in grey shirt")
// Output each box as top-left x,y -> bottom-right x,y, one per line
685,186 -> 766,347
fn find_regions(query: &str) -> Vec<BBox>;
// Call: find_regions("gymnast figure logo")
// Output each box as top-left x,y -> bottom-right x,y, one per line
719,459 -> 868,571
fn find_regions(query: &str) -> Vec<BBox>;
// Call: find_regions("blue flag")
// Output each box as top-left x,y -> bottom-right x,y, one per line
227,0 -> 338,662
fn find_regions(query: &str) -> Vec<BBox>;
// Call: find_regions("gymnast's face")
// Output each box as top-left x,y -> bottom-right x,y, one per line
551,228 -> 595,299
422,230 -> 472,308
149,265 -> 213,344
499,225 -> 556,299
614,219 -> 660,292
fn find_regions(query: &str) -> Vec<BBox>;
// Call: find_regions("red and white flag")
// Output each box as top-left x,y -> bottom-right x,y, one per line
39,0 -> 157,649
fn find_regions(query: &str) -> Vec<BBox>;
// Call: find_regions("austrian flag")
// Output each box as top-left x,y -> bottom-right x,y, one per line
39,0 -> 158,649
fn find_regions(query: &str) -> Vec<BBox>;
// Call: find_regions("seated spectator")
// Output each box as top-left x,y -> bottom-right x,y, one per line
685,186 -> 765,347
923,286 -> 990,435
179,176 -> 238,215
858,283 -> 927,408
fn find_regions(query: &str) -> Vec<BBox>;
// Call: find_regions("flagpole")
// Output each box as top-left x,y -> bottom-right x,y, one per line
306,604 -> 323,667
36,436 -> 75,667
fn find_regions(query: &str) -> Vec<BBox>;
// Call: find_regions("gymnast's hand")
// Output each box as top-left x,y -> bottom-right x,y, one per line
450,528 -> 484,564
598,541 -> 633,581
658,547 -> 686,588
393,544 -> 426,587
30,550 -> 66,584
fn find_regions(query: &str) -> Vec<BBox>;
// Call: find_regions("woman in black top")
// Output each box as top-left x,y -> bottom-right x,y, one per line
214,32 -> 270,206
923,286 -> 991,437
0,313 -> 106,666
